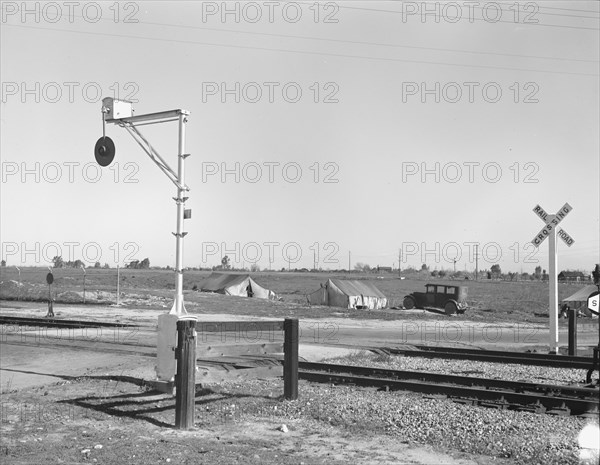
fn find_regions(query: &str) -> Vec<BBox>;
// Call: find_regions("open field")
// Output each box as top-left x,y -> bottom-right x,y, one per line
2,271 -> 599,465
0,267 -> 596,324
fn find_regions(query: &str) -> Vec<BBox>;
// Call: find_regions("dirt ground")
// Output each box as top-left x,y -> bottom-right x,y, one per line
1,301 -> 597,464
1,354 -> 494,465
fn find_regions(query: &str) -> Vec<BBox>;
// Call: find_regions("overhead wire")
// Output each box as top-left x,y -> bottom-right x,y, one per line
313,1 -> 600,30
4,23 -> 598,77
4,7 -> 597,63
120,20 -> 599,64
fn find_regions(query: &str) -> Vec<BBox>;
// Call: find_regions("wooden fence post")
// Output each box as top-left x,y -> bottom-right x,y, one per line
568,309 -> 577,356
284,318 -> 299,400
175,318 -> 197,429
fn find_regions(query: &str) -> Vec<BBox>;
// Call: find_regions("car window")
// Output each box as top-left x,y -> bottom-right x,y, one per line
446,287 -> 456,294
426,285 -> 435,293
437,286 -> 445,293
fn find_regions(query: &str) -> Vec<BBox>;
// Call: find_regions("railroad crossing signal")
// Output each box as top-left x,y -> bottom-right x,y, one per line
95,97 -> 193,384
530,202 -> 575,354
531,203 -> 574,247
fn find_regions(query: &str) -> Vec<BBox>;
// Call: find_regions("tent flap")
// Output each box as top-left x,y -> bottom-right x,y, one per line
307,279 -> 387,310
200,273 -> 275,300
561,285 -> 598,316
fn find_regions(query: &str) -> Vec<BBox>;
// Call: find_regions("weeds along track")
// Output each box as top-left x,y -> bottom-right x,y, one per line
297,361 -> 600,416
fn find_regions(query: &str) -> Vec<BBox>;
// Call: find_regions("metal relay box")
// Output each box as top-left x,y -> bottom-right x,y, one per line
102,97 -> 134,121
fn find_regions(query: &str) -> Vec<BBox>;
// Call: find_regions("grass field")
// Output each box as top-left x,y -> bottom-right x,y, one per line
0,266 -> 594,324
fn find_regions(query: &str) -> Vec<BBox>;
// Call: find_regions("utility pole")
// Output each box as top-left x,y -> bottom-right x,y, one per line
116,264 -> 120,306
475,244 -> 479,281
398,249 -> 401,276
348,251 -> 351,272
16,266 -> 20,301
81,265 -> 86,304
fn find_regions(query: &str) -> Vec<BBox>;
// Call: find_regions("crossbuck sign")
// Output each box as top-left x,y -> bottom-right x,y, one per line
530,202 -> 575,353
531,203 -> 575,247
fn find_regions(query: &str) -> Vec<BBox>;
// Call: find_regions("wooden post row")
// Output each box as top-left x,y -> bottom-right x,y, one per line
284,318 -> 299,400
568,309 -> 577,357
175,318 -> 197,429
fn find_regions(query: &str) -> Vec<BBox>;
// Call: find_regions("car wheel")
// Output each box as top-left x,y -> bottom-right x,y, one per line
403,296 -> 416,309
444,301 -> 458,315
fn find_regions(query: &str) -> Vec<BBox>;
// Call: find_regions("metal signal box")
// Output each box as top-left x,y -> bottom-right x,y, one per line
102,97 -> 134,121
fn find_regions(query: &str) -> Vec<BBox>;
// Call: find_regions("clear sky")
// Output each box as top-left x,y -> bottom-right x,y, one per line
1,1 -> 598,274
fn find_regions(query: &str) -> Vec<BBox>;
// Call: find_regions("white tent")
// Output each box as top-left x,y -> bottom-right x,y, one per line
307,279 -> 387,310
200,273 -> 276,299
561,285 -> 598,317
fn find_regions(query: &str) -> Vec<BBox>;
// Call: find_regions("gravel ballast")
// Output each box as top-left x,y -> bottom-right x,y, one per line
324,351 -> 592,385
212,377 -> 599,465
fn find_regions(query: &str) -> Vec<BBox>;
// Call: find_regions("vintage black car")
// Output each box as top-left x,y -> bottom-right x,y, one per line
403,283 -> 468,315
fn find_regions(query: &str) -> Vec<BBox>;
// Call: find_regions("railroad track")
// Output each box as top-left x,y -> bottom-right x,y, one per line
0,315 -> 141,329
298,361 -> 600,416
377,345 -> 595,370
2,315 -> 597,411
0,315 -> 156,357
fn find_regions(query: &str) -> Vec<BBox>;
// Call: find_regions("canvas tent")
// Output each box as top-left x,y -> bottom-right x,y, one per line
200,273 -> 276,300
307,279 -> 387,310
561,285 -> 599,317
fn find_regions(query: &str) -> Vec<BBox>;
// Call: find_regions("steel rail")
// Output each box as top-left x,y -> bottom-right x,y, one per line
298,362 -> 599,416
379,346 -> 594,369
1,339 -> 156,357
0,315 -> 143,329
299,361 -> 598,398
410,344 -> 595,363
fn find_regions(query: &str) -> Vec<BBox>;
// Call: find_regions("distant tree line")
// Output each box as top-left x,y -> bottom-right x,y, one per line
49,256 -> 149,270
51,256 -> 86,268
126,258 -> 151,269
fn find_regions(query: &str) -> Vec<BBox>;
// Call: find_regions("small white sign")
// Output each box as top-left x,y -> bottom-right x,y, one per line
588,291 -> 599,315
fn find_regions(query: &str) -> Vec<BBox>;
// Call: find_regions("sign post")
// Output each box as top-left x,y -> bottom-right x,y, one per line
585,266 -> 599,383
530,203 -> 574,354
